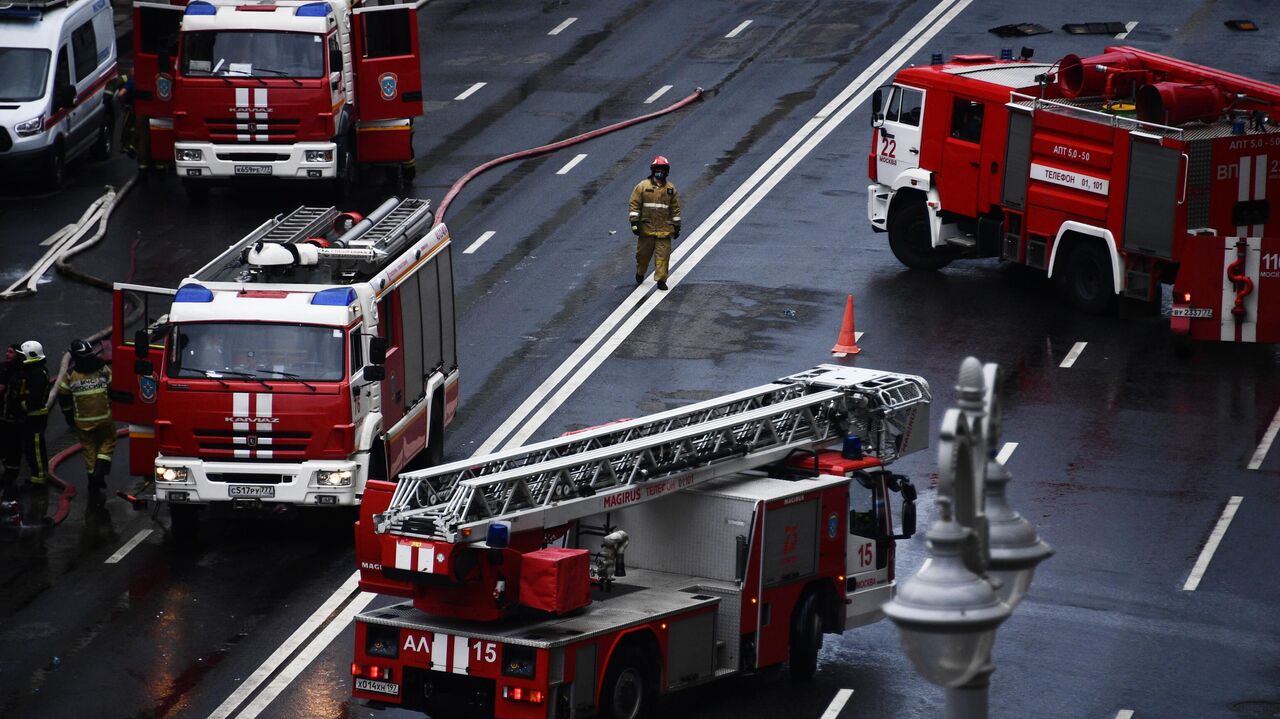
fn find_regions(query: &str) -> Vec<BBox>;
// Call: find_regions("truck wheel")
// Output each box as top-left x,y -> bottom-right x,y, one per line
1061,241 -> 1115,314
333,137 -> 354,200
600,646 -> 655,719
888,200 -> 954,270
788,593 -> 823,682
44,142 -> 66,190
170,504 -> 199,545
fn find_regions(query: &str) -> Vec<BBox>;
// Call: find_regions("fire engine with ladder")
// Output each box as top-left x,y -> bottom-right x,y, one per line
351,365 -> 929,718
109,196 -> 458,537
130,0 -> 427,196
866,46 -> 1280,343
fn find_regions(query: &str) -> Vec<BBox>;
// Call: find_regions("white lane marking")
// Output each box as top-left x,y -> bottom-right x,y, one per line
548,16 -> 577,35
104,529 -> 153,564
485,0 -> 974,452
207,573 -> 362,719
1114,21 -> 1138,39
232,591 -> 377,719
207,2 -> 974,711
1116,711 -> 1135,719
1247,405 -> 1280,470
644,84 -> 673,104
454,82 -> 486,101
725,19 -> 753,38
996,442 -> 1018,465
820,689 -> 854,719
1183,496 -> 1243,591
463,231 -> 496,255
556,153 -> 588,175
1059,341 -> 1087,368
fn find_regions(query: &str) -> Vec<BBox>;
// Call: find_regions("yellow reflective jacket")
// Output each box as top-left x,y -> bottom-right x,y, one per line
58,365 -> 113,429
628,178 -> 682,238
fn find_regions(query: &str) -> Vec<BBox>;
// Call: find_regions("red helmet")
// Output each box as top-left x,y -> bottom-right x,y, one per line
650,155 -> 670,171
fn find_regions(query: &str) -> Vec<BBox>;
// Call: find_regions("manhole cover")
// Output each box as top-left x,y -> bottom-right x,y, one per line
1231,700 -> 1280,717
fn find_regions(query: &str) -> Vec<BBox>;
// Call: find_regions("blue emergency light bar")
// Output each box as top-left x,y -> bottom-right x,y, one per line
0,7 -> 42,19
311,287 -> 356,306
295,2 -> 329,16
174,284 -> 214,303
184,1 -> 216,15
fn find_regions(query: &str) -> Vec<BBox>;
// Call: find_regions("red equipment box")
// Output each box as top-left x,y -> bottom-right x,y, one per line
519,548 -> 591,615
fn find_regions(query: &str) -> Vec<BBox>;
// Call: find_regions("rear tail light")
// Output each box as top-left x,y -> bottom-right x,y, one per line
502,686 -> 545,704
1181,292 -> 1192,303
351,663 -> 394,681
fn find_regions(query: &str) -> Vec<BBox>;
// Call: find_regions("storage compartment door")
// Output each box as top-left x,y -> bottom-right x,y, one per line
1124,135 -> 1182,259
131,2 -> 183,118
352,0 -> 426,123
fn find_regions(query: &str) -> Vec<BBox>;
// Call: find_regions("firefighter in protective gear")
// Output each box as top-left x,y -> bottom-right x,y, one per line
628,155 -> 682,291
1,344 -> 23,498
58,340 -> 116,506
15,341 -> 50,486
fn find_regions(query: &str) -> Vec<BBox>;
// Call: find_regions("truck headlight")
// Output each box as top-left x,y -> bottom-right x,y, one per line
305,149 -> 333,162
14,115 -> 43,137
175,148 -> 203,162
155,466 -> 190,483
317,469 -> 353,486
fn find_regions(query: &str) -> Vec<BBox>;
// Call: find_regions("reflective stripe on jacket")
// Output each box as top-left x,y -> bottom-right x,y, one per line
628,178 -> 682,238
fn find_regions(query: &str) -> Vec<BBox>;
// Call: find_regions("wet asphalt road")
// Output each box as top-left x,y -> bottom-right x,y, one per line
1,0 -> 1279,718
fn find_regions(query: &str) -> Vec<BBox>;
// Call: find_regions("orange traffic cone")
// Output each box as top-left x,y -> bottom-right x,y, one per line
831,294 -> 861,356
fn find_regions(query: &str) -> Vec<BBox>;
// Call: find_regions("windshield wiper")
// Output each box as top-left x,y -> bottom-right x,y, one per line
252,68 -> 303,87
185,367 -> 272,389
254,368 -> 317,391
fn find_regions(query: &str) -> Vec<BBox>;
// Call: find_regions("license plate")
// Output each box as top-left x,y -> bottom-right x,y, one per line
354,678 -> 399,696
234,164 -> 272,175
229,485 -> 275,498
1171,307 -> 1213,318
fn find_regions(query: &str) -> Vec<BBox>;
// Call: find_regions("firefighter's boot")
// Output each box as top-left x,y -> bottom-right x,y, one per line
88,468 -> 106,508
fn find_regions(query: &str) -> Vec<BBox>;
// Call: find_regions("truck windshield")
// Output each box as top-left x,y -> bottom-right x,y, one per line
0,48 -> 51,102
181,31 -> 324,79
168,322 -> 344,382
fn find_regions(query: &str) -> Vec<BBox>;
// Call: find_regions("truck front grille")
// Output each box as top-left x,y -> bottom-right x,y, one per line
205,117 -> 301,142
192,429 -> 311,460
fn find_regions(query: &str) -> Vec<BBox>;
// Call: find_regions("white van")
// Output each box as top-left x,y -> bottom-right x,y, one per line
0,0 -> 117,187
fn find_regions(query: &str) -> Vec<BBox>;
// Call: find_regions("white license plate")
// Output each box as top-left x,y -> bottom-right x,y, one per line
355,678 -> 399,696
234,165 -> 272,175
229,485 -> 275,498
1171,307 -> 1214,318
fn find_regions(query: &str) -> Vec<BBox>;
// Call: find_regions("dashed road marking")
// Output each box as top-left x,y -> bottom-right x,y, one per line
454,82 -> 486,101
1114,21 -> 1138,39
105,529 -> 153,564
820,689 -> 853,719
996,442 -> 1018,465
1247,405 -> 1280,470
645,85 -> 673,104
1115,711 -> 1135,719
1183,496 -> 1243,591
725,19 -> 752,38
1059,341 -> 1087,368
548,17 -> 577,35
556,153 -> 588,175
464,231 -> 496,255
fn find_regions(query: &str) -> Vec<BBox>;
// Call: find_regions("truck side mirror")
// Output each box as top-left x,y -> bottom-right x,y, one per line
898,497 -> 917,538
871,88 -> 885,127
54,84 -> 76,111
362,365 -> 385,382
368,337 -> 387,365
133,329 -> 150,359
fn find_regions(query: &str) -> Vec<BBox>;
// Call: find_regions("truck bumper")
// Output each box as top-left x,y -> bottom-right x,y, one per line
174,141 -> 337,180
152,457 -> 361,506
867,183 -> 890,233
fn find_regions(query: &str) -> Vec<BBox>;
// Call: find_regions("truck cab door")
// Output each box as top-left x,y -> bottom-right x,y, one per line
845,471 -> 892,628
938,96 -> 986,217
110,284 -> 175,477
352,0 -> 426,123
131,2 -> 183,119
875,84 -> 925,188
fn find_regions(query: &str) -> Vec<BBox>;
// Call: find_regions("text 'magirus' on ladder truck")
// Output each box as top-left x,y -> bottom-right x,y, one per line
867,46 -> 1280,343
108,197 -> 458,536
350,365 -> 929,718
129,0 -> 426,194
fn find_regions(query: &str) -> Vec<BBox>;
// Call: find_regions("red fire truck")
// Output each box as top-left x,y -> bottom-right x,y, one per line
351,365 -> 929,718
109,197 -> 458,536
130,0 -> 426,196
866,46 -> 1280,343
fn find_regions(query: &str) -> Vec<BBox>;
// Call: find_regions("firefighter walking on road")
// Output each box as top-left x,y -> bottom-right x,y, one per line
629,155 -> 682,291
15,341 -> 51,523
58,340 -> 116,507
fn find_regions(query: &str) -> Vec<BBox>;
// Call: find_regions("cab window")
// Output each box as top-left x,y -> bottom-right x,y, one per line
950,98 -> 984,143
849,474 -> 878,537
349,329 -> 363,375
71,21 -> 98,82
54,46 -> 70,90
897,87 -> 924,126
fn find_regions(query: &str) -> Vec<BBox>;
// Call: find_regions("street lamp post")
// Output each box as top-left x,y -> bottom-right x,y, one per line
884,357 -> 1054,719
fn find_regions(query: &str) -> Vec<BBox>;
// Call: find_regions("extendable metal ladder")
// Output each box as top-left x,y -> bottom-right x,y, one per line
376,365 -> 930,543
260,206 -> 339,245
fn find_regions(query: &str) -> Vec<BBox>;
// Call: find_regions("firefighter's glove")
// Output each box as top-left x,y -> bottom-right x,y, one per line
630,223 -> 640,236
672,224 -> 681,240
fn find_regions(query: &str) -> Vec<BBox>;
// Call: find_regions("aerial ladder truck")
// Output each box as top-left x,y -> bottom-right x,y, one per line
352,365 -> 930,718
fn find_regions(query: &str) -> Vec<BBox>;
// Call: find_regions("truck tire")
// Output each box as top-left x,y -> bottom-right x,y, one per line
1061,240 -> 1115,314
170,504 -> 199,545
788,593 -> 823,682
888,200 -> 954,270
44,142 -> 66,190
332,135 -> 354,201
599,646 -> 655,719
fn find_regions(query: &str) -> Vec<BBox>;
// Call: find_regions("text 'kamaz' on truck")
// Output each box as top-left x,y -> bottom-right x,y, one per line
351,365 -> 929,718
867,46 -> 1280,343
110,197 -> 457,538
